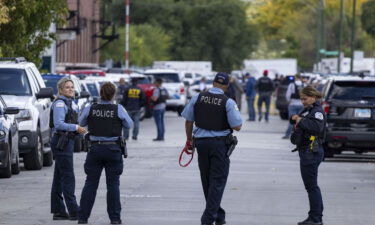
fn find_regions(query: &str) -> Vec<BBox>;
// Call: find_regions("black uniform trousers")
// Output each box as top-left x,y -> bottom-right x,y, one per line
51,134 -> 79,216
78,144 -> 124,222
195,138 -> 229,224
299,146 -> 324,222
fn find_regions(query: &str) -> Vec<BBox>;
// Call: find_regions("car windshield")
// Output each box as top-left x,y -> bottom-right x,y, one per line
0,68 -> 32,96
136,77 -> 150,84
330,81 -> 375,100
185,73 -> 193,78
147,73 -> 180,83
43,78 -> 59,95
86,83 -> 99,97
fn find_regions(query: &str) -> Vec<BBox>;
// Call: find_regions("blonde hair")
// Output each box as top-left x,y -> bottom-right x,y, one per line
300,85 -> 323,99
57,77 -> 74,96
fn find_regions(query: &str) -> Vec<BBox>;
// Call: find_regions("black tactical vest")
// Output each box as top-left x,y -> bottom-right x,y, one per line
154,87 -> 169,105
123,86 -> 142,111
49,97 -> 78,129
257,77 -> 274,92
194,92 -> 230,131
87,104 -> 122,137
291,83 -> 301,99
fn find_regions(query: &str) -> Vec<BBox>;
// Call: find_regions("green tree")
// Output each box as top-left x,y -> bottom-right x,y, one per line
0,0 -> 10,57
361,0 -> 375,37
110,0 -> 258,71
0,0 -> 67,65
100,24 -> 172,67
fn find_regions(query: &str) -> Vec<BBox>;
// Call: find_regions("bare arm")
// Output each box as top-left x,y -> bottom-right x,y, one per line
185,120 -> 194,141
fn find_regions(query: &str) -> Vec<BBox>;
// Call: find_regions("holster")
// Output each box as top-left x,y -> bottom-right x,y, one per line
56,132 -> 69,151
82,133 -> 91,152
119,137 -> 127,158
226,134 -> 238,157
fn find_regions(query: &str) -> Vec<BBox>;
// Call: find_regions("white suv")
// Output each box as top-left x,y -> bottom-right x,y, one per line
144,69 -> 187,115
0,57 -> 54,170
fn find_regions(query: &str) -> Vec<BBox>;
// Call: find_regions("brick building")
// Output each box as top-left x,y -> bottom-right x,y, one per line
56,0 -> 101,71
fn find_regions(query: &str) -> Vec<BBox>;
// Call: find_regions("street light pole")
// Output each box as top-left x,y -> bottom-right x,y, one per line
337,0 -> 344,73
350,0 -> 357,73
125,0 -> 130,74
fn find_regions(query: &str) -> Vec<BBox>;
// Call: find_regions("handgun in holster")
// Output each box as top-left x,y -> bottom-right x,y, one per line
226,134 -> 238,157
309,136 -> 319,152
82,133 -> 91,152
119,137 -> 128,158
56,131 -> 69,151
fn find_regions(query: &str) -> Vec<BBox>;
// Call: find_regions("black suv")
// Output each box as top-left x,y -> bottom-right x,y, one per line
321,76 -> 375,157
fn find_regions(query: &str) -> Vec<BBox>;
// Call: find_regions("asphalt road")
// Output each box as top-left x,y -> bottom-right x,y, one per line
1,109 -> 375,225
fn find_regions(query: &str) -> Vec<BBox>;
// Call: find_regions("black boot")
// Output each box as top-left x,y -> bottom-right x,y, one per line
298,217 -> 323,225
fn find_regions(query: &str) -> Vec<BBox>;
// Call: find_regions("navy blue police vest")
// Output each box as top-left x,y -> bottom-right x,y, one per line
87,104 -> 122,137
194,92 -> 230,131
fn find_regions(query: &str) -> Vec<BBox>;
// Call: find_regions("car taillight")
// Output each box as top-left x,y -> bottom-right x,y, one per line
180,86 -> 185,94
322,101 -> 330,114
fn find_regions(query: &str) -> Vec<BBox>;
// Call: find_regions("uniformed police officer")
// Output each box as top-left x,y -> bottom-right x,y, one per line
181,72 -> 242,225
50,77 -> 86,221
290,86 -> 325,225
121,77 -> 146,140
77,82 -> 133,224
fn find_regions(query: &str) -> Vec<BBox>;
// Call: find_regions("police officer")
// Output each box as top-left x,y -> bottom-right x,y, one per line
290,86 -> 325,225
255,70 -> 274,122
121,77 -> 146,140
78,82 -> 133,224
181,72 -> 242,225
50,77 -> 86,221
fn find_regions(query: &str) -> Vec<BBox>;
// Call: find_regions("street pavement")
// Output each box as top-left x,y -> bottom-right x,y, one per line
1,109 -> 375,225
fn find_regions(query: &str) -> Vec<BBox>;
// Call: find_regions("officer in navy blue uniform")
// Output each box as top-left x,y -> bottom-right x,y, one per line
182,72 -> 243,225
290,86 -> 326,225
50,77 -> 87,221
78,82 -> 133,224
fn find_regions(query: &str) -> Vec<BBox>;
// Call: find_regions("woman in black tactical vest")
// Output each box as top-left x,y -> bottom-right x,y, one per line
50,77 -> 86,221
290,86 -> 326,225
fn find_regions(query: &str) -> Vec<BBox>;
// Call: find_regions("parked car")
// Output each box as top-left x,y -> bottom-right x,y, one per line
65,69 -> 106,78
42,74 -> 91,111
187,76 -> 214,99
0,96 -> 20,178
322,75 -> 375,158
0,57 -> 54,170
275,75 -> 295,120
144,69 -> 187,116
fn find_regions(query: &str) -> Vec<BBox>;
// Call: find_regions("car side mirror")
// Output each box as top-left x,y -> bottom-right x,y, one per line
80,90 -> 91,99
4,107 -> 20,115
36,87 -> 54,99
183,81 -> 190,86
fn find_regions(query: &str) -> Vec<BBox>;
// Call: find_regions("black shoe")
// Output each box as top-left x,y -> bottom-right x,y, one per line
282,135 -> 289,139
69,215 -> 78,221
216,220 -> 226,225
53,212 -> 69,220
111,220 -> 122,224
132,136 -> 137,140
258,116 -> 262,121
153,138 -> 164,141
201,224 -> 213,225
298,217 -> 323,225
78,220 -> 88,224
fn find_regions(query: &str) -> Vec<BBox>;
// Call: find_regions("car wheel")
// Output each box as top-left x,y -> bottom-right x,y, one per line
279,112 -> 289,120
177,106 -> 183,117
43,150 -> 53,167
11,151 -> 20,175
24,129 -> 43,170
0,144 -> 12,178
323,144 -> 335,159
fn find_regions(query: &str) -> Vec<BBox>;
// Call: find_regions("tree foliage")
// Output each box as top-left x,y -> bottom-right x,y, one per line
107,0 -> 258,71
0,0 -> 67,65
361,0 -> 375,37
252,0 -> 371,70
100,24 -> 172,67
